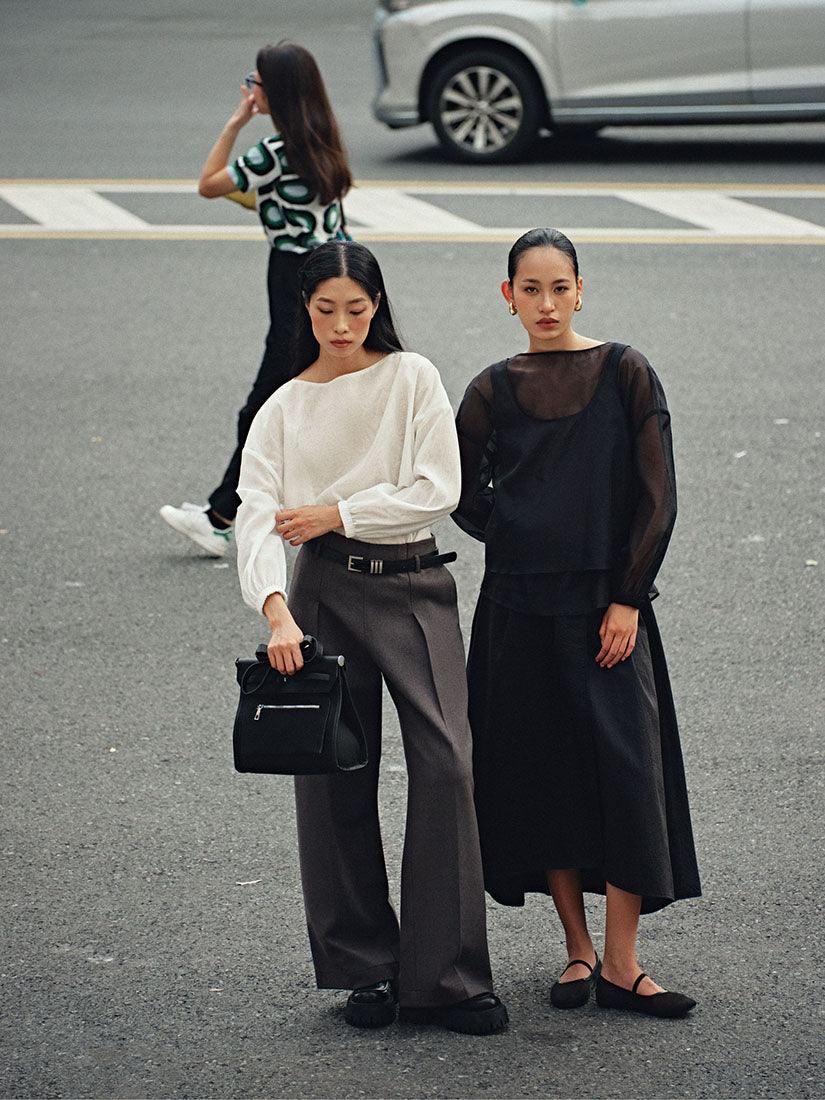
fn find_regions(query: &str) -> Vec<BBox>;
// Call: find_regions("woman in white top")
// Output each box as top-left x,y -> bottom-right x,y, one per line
235,241 -> 507,1035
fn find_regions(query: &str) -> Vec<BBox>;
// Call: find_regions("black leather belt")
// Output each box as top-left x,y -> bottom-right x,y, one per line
308,541 -> 457,575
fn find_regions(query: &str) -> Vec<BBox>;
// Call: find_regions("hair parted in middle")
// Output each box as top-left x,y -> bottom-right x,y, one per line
507,227 -> 580,282
256,41 -> 353,206
291,241 -> 404,376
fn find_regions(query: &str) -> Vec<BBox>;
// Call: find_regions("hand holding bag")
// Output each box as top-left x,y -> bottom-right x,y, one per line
233,636 -> 367,775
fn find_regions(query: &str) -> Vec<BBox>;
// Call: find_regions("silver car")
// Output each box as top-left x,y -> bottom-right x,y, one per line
372,0 -> 825,162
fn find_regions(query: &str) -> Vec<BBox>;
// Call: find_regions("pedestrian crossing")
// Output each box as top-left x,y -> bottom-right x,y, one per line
1,179 -> 824,244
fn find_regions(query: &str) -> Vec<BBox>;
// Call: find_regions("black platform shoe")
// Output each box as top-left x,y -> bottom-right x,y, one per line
343,979 -> 399,1028
399,992 -> 509,1035
550,955 -> 601,1009
596,971 -> 696,1018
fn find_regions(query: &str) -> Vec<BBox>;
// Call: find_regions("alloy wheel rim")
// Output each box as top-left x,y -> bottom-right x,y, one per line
439,65 -> 523,154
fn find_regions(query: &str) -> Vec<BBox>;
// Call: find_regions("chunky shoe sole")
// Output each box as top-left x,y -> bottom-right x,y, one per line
399,1001 -> 509,1035
343,999 -> 398,1028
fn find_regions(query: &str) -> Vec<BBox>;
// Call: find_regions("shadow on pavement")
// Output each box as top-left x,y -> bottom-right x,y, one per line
381,128 -> 825,171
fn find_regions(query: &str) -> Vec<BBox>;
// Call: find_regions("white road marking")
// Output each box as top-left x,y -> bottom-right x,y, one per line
341,187 -> 480,233
1,181 -> 824,243
0,185 -> 149,229
615,189 -> 825,238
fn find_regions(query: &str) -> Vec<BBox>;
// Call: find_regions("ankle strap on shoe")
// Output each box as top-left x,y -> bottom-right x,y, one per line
632,972 -> 647,995
563,958 -> 595,975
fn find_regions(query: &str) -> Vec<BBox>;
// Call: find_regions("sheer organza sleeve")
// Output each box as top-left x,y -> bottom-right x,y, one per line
452,368 -> 496,543
612,350 -> 677,607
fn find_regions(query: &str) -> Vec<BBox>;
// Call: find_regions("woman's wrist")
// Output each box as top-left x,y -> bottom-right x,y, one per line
611,598 -> 640,612
263,591 -> 290,626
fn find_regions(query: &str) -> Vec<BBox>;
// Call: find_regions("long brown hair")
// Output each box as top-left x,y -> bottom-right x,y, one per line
256,42 -> 352,206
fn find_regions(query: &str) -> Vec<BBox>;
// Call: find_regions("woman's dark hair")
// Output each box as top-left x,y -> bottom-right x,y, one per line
291,241 -> 404,376
256,42 -> 353,205
507,228 -> 579,282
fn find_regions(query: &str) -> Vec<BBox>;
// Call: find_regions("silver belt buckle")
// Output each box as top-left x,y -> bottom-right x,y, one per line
347,555 -> 363,572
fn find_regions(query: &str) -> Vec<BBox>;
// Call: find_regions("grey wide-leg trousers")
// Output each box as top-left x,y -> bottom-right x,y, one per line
287,532 -> 494,1008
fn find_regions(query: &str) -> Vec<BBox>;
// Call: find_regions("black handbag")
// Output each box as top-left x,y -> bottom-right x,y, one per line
233,636 -> 368,775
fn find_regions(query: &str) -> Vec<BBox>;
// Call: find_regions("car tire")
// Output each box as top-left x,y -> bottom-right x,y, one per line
427,50 -> 544,164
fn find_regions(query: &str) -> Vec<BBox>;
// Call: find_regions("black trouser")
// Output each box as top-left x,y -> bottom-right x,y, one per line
288,533 -> 495,1007
208,249 -> 305,521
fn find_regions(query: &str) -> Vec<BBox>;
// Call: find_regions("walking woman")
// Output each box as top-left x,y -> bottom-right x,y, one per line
234,240 -> 507,1034
161,42 -> 352,556
454,228 -> 701,1019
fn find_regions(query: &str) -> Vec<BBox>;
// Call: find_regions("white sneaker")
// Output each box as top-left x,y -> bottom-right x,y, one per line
159,504 -> 233,557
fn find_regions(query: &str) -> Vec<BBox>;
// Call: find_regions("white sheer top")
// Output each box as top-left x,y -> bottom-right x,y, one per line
236,351 -> 461,613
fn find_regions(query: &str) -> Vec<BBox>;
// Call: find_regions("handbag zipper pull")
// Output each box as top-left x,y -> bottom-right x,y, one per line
254,705 -> 262,721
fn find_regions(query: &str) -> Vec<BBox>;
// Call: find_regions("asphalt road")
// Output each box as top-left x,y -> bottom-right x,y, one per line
2,0 -> 825,184
1,3 -> 824,1099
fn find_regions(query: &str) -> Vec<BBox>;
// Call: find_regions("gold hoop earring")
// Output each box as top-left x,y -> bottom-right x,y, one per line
574,300 -> 583,312
508,301 -> 518,316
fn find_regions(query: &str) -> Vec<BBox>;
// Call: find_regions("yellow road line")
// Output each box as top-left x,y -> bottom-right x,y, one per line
357,180 -> 825,193
2,178 -> 825,193
0,178 -> 199,187
0,229 -> 261,240
2,228 -> 824,245
365,232 -> 825,245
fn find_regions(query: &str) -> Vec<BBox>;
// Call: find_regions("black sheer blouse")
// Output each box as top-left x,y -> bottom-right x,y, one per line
452,344 -> 677,613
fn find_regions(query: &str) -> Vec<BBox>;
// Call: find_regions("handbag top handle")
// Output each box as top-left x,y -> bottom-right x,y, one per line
244,636 -> 323,693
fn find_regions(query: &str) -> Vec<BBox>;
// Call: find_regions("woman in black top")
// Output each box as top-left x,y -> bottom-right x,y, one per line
454,229 -> 701,1019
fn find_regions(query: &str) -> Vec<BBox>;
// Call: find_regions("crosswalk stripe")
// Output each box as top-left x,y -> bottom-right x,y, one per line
0,185 -> 149,229
342,187 -> 479,233
1,180 -> 824,243
615,189 -> 825,238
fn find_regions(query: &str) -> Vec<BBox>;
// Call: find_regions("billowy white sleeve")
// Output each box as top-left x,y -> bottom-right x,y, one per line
336,361 -> 461,540
236,401 -> 287,614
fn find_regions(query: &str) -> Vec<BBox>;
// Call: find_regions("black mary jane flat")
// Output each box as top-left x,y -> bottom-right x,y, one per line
550,955 -> 601,1009
596,971 -> 696,1018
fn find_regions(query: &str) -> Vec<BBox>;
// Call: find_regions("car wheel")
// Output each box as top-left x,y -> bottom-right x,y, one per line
427,50 -> 544,164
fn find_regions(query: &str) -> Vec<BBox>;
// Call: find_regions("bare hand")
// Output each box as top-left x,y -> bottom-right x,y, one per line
276,504 -> 341,546
595,603 -> 639,669
228,88 -> 258,128
262,594 -> 305,674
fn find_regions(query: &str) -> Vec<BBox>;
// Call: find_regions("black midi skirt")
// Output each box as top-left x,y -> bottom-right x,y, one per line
467,596 -> 701,914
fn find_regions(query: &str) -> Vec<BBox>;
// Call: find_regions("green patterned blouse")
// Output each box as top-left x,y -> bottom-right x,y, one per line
227,134 -> 347,252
